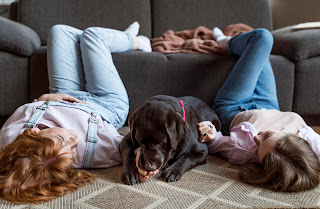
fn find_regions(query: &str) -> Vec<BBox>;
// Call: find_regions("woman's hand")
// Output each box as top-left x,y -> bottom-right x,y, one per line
37,93 -> 85,104
135,148 -> 159,182
198,121 -> 218,144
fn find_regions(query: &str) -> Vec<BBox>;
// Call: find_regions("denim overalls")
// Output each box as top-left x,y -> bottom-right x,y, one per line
24,101 -> 102,168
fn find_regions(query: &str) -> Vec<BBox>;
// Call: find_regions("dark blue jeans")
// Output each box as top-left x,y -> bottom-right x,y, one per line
214,28 -> 280,134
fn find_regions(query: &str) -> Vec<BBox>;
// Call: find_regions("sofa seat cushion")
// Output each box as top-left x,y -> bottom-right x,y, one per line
272,26 -> 320,62
29,48 -> 294,116
0,51 -> 29,115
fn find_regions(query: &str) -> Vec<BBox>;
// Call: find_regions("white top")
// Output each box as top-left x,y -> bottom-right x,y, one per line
230,109 -> 306,134
0,102 -> 123,168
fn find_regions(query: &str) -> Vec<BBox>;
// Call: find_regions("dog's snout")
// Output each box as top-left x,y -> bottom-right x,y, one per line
145,160 -> 157,171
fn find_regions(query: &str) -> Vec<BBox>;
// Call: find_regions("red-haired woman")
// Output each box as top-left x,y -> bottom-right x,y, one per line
0,22 -> 151,203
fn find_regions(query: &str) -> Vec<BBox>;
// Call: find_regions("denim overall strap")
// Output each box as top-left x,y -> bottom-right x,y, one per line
81,112 -> 98,168
24,101 -> 99,168
24,101 -> 50,129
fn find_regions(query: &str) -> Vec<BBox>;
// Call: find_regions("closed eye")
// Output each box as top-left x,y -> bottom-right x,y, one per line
58,135 -> 65,141
265,134 -> 272,140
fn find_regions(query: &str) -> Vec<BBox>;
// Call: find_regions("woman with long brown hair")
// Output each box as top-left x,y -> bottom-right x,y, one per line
136,27 -> 320,192
0,22 -> 151,203
197,27 -> 320,192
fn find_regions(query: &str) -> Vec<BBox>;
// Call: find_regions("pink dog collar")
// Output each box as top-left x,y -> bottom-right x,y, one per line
179,100 -> 186,121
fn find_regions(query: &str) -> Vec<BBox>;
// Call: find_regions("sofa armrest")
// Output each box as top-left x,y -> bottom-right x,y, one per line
0,16 -> 40,57
272,25 -> 320,62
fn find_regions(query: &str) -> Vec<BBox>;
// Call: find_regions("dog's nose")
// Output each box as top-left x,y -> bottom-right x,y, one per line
145,160 -> 157,171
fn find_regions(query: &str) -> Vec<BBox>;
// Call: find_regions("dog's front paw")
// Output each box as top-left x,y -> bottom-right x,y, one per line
121,165 -> 140,185
161,167 -> 183,182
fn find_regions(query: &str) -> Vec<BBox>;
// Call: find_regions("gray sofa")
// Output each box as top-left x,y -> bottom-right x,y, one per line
0,0 -> 320,127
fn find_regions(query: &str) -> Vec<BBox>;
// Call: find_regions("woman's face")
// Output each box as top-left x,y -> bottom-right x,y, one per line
254,130 -> 286,162
32,127 -> 79,159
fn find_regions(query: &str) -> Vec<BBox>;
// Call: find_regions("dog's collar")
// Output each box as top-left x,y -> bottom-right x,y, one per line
179,100 -> 186,121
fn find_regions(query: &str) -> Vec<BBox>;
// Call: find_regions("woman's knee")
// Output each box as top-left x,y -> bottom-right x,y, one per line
81,27 -> 102,48
48,24 -> 80,42
252,28 -> 274,48
82,27 -> 108,45
82,27 -> 120,48
49,25 -> 71,37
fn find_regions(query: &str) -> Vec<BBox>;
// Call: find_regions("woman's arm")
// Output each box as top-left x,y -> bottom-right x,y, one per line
36,93 -> 85,104
198,121 -> 259,165
197,121 -> 218,144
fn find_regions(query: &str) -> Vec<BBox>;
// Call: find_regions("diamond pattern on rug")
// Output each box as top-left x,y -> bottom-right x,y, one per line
196,198 -> 241,209
30,179 -> 112,209
165,169 -> 231,195
216,181 -> 288,208
1,154 -> 320,208
257,187 -> 320,206
194,155 -> 240,180
84,185 -> 158,209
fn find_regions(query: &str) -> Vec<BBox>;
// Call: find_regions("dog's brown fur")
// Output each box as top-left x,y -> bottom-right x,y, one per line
120,95 -> 220,184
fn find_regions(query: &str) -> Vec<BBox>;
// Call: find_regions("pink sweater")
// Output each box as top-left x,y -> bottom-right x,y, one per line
209,109 -> 320,165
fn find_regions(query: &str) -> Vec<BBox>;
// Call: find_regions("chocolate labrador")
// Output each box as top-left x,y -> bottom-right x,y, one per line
120,95 -> 221,185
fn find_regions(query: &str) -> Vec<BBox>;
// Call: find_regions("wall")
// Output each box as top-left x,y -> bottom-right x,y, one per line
0,0 -> 14,4
0,0 -> 14,18
270,0 -> 320,29
0,5 -> 8,18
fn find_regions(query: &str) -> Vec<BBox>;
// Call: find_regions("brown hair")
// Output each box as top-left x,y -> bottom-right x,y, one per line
0,129 -> 96,204
240,134 -> 320,192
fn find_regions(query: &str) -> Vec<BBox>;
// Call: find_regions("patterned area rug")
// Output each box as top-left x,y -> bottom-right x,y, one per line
1,127 -> 320,208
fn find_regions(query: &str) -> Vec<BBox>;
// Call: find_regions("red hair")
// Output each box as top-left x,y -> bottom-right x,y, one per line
0,129 -> 96,203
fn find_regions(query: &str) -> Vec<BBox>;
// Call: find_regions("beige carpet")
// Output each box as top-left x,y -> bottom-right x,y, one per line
1,127 -> 320,208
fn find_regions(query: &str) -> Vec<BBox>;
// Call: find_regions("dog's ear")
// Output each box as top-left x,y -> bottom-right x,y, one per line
166,111 -> 189,150
128,108 -> 141,132
128,109 -> 141,147
130,129 -> 138,147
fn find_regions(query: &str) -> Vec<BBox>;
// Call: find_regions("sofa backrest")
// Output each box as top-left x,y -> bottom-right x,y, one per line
151,0 -> 272,37
12,0 -> 272,44
17,0 -> 152,45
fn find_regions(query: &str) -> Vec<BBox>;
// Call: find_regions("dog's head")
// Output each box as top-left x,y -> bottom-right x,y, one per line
129,100 -> 188,171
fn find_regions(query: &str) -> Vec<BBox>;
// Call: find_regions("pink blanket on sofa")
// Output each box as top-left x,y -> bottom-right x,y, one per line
151,23 -> 254,54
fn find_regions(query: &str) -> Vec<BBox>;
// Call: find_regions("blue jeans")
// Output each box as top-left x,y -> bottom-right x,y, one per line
47,25 -> 132,129
214,28 -> 280,134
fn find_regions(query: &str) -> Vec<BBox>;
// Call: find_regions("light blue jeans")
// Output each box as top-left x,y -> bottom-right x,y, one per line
47,25 -> 132,129
214,28 -> 280,134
